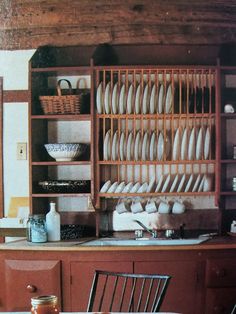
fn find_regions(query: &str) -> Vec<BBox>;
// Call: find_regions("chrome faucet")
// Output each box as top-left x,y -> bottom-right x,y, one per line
134,220 -> 158,238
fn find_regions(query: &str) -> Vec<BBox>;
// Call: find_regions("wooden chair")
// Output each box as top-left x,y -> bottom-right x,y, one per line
87,270 -> 171,312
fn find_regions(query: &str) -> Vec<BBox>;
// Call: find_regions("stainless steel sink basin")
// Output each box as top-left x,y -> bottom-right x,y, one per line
78,237 -> 209,246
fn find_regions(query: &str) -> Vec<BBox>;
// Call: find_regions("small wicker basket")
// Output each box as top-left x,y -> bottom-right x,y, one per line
39,79 -> 84,114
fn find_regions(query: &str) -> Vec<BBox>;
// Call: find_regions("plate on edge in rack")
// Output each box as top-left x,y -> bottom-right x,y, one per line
158,84 -> 164,114
161,174 -> 171,193
165,133 -> 171,160
126,132 -> 134,161
147,176 -> 156,193
169,174 -> 179,193
119,131 -> 125,161
111,82 -> 119,114
100,180 -> 111,193
192,174 -> 201,192
149,84 -> 157,114
104,82 -> 111,114
188,127 -> 196,160
172,128 -> 181,161
134,131 -> 141,161
142,83 -> 150,114
103,129 -> 111,160
165,84 -> 173,114
119,84 -> 126,114
137,182 -> 148,193
184,174 -> 193,192
196,126 -> 203,160
122,182 -> 133,193
198,174 -> 206,192
155,175 -> 164,192
149,131 -> 157,161
107,181 -> 119,193
141,131 -> 149,161
130,182 -> 141,193
181,127 -> 188,160
135,83 -> 142,114
114,181 -> 126,193
111,131 -> 118,161
204,127 -> 211,160
157,131 -> 164,161
96,82 -> 103,114
127,84 -> 134,114
177,174 -> 186,193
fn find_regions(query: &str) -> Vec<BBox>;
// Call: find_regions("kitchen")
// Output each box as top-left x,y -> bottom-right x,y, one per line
0,1 -> 236,314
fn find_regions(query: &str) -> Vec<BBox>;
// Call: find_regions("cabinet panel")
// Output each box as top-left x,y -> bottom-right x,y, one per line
206,258 -> 236,287
5,259 -> 61,311
205,287 -> 236,314
70,261 -> 133,311
134,260 -> 202,314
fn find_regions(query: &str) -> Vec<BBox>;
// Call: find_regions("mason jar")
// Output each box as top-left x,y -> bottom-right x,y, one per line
31,295 -> 59,314
31,214 -> 47,243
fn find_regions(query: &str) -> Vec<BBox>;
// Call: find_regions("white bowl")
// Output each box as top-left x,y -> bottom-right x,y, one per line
44,143 -> 87,161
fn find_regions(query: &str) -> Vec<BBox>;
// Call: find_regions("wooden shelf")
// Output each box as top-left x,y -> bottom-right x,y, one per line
32,161 -> 91,166
32,193 -> 91,197
30,66 -> 91,74
31,114 -> 92,121
98,160 -> 215,165
99,192 -> 215,197
97,113 -> 216,119
220,159 -> 236,164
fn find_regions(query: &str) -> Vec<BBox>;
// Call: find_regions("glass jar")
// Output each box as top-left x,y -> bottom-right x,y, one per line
31,214 -> 47,243
26,214 -> 33,242
31,295 -> 59,314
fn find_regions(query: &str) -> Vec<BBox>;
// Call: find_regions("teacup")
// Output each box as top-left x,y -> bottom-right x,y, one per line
172,201 -> 186,214
115,199 -> 130,214
131,201 -> 144,213
224,104 -> 234,113
145,200 -> 158,213
158,201 -> 171,214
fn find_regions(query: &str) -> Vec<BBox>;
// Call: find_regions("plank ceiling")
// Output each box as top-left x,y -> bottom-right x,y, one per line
0,0 -> 236,50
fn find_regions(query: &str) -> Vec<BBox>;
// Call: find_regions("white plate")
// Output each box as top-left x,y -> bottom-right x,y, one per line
103,129 -> 111,160
96,82 -> 103,114
122,182 -> 133,193
149,84 -> 157,114
119,132 -> 125,161
111,131 -> 118,160
204,127 -> 211,160
137,182 -> 148,193
104,82 -> 111,114
177,174 -> 186,192
203,175 -> 212,192
147,176 -> 156,193
100,180 -> 111,193
169,174 -> 179,193
198,174 -> 206,192
196,126 -> 203,160
114,181 -> 125,193
165,133 -> 171,160
149,131 -> 157,161
155,175 -> 164,192
184,174 -> 193,192
158,84 -> 164,114
142,84 -> 150,114
119,84 -> 126,114
130,182 -> 141,193
127,84 -> 134,114
165,84 -> 172,113
134,131 -> 141,161
172,128 -> 181,161
111,83 -> 119,114
161,174 -> 171,193
135,83 -> 142,114
126,132 -> 134,161
192,174 -> 201,192
157,131 -> 164,161
107,181 -> 119,193
141,132 -> 149,161
188,127 -> 196,160
181,127 -> 188,160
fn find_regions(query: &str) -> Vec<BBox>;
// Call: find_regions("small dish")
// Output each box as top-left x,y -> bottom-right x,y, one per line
137,182 -> 148,193
100,180 -> 112,193
130,182 -> 141,193
107,181 -> 119,193
104,82 -> 111,114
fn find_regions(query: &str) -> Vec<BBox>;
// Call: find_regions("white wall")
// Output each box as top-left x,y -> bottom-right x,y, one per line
0,50 -> 35,216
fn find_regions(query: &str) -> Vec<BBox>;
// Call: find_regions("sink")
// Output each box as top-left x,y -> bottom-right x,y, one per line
78,237 -> 210,246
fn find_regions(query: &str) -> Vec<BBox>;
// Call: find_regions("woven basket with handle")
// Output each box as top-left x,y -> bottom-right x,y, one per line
39,79 -> 83,114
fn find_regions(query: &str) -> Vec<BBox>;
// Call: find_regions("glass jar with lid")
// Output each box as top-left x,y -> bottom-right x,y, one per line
31,214 -> 47,243
31,295 -> 59,314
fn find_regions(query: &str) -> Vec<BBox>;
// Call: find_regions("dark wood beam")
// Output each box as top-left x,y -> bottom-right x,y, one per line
3,90 -> 29,103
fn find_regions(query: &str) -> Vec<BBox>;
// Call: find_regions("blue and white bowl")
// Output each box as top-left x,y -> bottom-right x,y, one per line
44,143 -> 87,161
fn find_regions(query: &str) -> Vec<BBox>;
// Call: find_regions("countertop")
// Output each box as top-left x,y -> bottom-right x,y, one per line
0,235 -> 236,251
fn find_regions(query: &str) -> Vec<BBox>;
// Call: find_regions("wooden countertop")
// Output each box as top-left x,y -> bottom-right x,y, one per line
0,236 -> 236,251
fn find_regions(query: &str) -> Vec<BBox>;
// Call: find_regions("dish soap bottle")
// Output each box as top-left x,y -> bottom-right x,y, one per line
46,202 -> 61,241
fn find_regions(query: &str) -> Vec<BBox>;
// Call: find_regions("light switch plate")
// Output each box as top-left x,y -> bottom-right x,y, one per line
17,142 -> 27,160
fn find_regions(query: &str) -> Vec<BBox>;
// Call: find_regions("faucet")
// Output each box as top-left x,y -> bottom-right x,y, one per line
133,220 -> 158,238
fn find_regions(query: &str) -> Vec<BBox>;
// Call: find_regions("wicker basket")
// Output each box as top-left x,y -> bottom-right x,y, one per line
39,79 -> 83,114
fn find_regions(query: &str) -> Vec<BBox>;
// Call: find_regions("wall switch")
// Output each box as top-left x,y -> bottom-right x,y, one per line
17,142 -> 27,160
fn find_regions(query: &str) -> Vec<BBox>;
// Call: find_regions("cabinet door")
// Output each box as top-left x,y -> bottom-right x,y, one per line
5,259 -> 61,311
70,261 -> 133,311
205,287 -> 236,314
135,260 -> 201,314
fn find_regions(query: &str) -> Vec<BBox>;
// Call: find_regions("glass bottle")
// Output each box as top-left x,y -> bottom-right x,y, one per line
31,214 -> 47,243
26,214 -> 34,242
31,295 -> 59,314
46,202 -> 61,241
